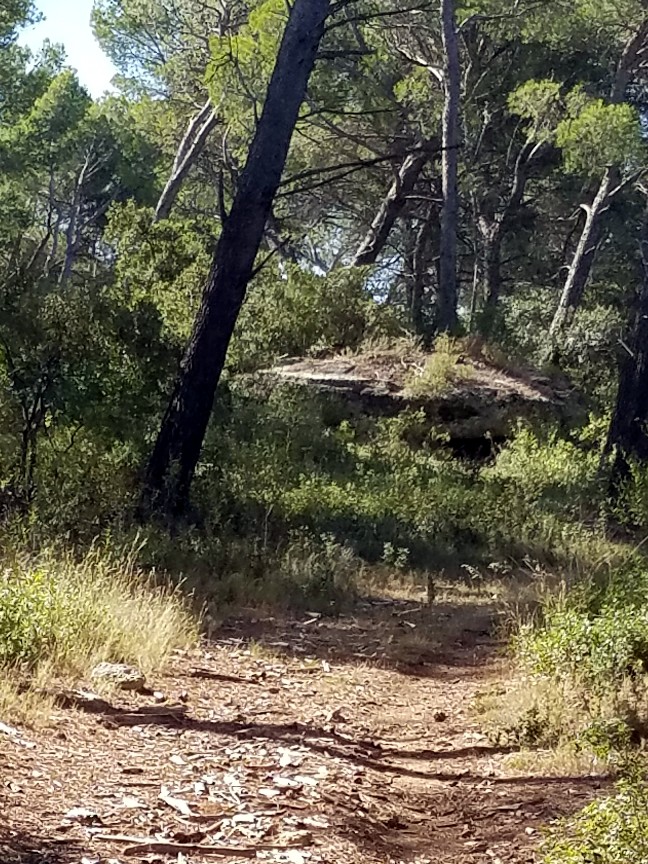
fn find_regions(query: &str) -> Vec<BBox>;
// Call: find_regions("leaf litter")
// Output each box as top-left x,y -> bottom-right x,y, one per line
0,597 -> 609,863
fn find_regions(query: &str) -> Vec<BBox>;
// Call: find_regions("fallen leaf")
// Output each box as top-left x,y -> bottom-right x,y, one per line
159,786 -> 196,817
258,787 -> 282,798
279,749 -> 304,769
120,796 -> 147,810
297,815 -> 329,829
62,807 -> 104,827
0,722 -> 35,749
273,776 -> 302,789
325,708 -> 347,723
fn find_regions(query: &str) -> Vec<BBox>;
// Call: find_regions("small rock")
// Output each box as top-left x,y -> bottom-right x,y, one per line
91,662 -> 146,692
433,710 -> 447,722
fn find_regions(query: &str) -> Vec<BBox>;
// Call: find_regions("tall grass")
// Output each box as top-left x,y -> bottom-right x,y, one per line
0,541 -> 199,720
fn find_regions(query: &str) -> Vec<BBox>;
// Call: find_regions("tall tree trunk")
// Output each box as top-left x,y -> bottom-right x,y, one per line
410,204 -> 437,337
479,221 -> 503,312
59,151 -> 91,286
142,0 -> 332,516
352,149 -> 428,267
547,166 -> 620,357
154,100 -> 219,223
478,141 -> 544,336
606,198 -> 648,492
437,0 -> 460,333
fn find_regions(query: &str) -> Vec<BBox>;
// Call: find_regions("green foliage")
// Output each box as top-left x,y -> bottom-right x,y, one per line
518,602 -> 648,687
404,335 -> 475,398
557,100 -> 643,176
106,202 -> 210,342
484,425 -> 600,510
543,780 -> 648,864
508,79 -> 562,142
232,264 -> 401,370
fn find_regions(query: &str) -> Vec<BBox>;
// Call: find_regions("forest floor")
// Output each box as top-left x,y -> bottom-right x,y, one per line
0,586 -> 608,864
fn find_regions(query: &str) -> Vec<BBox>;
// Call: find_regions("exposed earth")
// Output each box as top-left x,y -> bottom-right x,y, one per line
259,347 -> 581,441
0,590 -> 605,864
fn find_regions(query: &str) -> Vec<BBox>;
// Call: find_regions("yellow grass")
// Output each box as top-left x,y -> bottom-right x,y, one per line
0,542 -> 199,723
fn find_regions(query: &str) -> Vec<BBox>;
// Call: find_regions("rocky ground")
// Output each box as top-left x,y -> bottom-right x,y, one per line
0,591 -> 605,864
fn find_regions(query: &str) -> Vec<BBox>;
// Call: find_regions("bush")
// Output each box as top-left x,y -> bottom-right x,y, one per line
0,543 -> 198,676
543,780 -> 648,864
231,264 -> 402,371
405,334 -> 474,398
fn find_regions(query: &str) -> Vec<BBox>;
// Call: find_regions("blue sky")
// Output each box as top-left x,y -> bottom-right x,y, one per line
18,0 -> 118,98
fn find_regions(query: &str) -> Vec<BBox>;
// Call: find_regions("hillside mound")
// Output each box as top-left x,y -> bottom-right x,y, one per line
259,346 -> 582,441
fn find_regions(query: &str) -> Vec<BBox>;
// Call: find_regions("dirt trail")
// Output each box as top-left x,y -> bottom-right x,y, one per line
0,594 -> 604,864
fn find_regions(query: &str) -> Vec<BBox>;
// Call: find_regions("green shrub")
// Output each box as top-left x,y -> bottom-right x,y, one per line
543,781 -> 648,864
517,603 -> 648,688
405,334 -> 474,398
0,543 -> 198,674
231,264 -> 402,371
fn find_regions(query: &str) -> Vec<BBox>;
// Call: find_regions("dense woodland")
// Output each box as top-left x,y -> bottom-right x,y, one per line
5,1 -> 648,860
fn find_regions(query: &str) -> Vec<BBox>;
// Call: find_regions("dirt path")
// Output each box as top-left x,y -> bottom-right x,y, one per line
0,594 -> 604,864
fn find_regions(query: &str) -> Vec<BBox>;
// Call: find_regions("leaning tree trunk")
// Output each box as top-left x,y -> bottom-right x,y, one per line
143,0 -> 332,516
437,0 -> 460,333
352,148 -> 428,267
154,100 -> 219,223
547,166 -> 620,358
606,198 -> 648,493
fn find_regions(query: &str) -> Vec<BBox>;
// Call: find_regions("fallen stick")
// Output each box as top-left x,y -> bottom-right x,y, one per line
93,834 -> 310,858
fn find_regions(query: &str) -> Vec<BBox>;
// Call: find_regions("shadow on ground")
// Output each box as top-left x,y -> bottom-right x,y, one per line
213,593 -> 502,677
0,830 -> 81,864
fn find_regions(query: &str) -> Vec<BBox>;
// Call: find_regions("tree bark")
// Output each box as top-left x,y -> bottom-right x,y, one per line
142,0 -> 332,516
478,141 -> 543,335
154,99 -> 219,223
437,0 -> 460,333
606,198 -> 648,491
59,151 -> 91,286
547,166 -> 620,355
352,148 -> 428,267
409,204 -> 437,337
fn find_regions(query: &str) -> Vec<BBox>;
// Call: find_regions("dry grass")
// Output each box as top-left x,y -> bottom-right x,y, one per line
474,675 -> 584,740
0,543 -> 199,723
502,746 -> 610,777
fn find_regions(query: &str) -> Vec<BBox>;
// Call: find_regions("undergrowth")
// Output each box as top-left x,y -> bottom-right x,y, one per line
542,777 -> 648,864
0,543 -> 198,721
405,334 -> 475,397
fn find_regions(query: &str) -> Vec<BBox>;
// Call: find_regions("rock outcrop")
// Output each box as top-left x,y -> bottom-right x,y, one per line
258,349 -> 582,441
